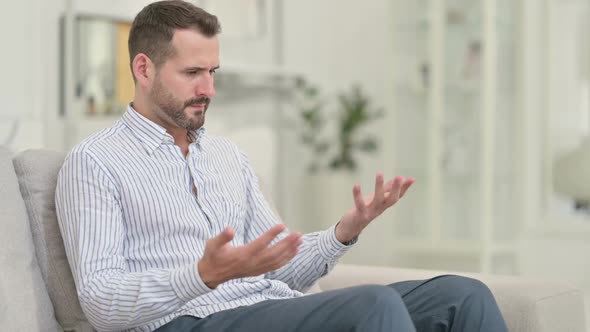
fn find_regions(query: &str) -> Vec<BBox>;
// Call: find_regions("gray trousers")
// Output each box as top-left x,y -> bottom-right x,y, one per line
155,275 -> 508,332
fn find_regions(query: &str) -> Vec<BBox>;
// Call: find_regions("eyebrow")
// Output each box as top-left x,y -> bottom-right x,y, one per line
184,65 -> 220,72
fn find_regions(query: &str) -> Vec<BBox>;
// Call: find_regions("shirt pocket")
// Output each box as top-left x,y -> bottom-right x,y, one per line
202,174 -> 247,243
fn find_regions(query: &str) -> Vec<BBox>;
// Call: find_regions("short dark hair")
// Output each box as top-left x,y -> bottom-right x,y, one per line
128,0 -> 221,79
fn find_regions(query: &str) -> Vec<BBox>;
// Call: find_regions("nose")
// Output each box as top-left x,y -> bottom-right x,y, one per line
196,73 -> 215,98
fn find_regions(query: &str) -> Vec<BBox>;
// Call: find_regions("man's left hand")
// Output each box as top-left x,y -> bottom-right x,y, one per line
335,173 -> 415,244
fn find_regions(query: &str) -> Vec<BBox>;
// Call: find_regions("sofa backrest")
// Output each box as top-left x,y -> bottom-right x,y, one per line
12,149 -> 94,332
0,147 -> 62,331
3,147 -> 320,332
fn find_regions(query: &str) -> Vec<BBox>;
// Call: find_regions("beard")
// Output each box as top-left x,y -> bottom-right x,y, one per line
150,76 -> 211,131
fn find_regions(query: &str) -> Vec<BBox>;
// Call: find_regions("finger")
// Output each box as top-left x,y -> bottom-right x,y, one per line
265,232 -> 301,257
373,172 -> 385,202
264,234 -> 302,270
399,178 -> 415,198
270,232 -> 301,254
208,227 -> 235,249
385,176 -> 404,205
273,238 -> 301,269
257,244 -> 299,274
243,229 -> 292,275
384,179 -> 395,192
353,184 -> 367,214
247,224 -> 287,252
251,233 -> 300,273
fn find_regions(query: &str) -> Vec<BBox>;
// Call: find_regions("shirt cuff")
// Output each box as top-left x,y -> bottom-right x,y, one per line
317,224 -> 355,261
170,263 -> 213,302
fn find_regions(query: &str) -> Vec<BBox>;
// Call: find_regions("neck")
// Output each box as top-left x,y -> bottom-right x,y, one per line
170,130 -> 191,146
174,131 -> 192,158
130,99 -> 191,147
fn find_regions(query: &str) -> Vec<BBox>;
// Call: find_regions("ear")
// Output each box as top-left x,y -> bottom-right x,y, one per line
132,53 -> 154,87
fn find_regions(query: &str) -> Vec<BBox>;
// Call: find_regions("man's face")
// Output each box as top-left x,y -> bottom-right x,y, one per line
149,29 -> 219,131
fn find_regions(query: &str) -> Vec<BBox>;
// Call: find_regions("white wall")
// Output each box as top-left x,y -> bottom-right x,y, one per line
281,0 -> 397,265
548,0 -> 589,154
519,0 -> 590,325
0,0 -> 72,152
0,0 -> 42,151
0,0 -> 155,153
74,0 -> 151,21
0,0 -> 33,119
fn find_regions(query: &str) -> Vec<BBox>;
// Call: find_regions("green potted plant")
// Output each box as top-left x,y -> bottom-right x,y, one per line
287,78 -> 384,230
288,77 -> 329,173
329,84 -> 383,171
289,77 -> 383,174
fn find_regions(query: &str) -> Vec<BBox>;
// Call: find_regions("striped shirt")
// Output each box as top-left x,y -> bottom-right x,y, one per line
55,106 -> 352,332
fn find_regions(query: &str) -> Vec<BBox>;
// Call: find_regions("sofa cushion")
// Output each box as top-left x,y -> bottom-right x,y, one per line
0,147 -> 62,331
13,149 -> 94,332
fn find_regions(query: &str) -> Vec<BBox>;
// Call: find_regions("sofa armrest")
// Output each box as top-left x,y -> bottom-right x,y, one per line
318,264 -> 586,332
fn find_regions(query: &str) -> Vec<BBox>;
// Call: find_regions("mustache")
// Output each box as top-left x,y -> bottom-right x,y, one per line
184,97 -> 210,108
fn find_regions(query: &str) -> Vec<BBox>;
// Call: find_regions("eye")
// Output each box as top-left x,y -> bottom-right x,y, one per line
209,68 -> 217,75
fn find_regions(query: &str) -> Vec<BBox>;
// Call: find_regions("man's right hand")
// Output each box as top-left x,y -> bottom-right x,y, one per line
197,224 -> 302,289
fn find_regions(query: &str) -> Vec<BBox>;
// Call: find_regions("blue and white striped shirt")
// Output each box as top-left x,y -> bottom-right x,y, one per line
55,106 -> 352,332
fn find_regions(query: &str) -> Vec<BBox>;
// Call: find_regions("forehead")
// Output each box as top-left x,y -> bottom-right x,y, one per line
168,29 -> 219,64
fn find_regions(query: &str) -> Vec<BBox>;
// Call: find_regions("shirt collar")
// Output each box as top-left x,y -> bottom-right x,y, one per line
121,104 -> 206,154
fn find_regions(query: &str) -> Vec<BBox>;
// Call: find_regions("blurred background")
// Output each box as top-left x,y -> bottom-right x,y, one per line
1,0 -> 589,324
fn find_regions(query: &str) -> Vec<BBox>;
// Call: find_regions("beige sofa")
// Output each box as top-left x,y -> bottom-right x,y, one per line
0,147 -> 587,331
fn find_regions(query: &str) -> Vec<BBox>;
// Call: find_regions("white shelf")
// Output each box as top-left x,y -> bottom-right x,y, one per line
391,0 -> 521,274
532,215 -> 590,239
219,63 -> 301,79
392,238 -> 518,257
